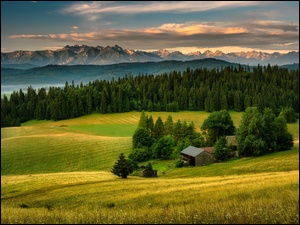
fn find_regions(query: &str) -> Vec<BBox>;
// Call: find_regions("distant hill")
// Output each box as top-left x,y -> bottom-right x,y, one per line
1,58 -> 241,87
279,63 -> 299,71
1,44 -> 299,66
1,63 -> 38,70
2,58 -> 298,95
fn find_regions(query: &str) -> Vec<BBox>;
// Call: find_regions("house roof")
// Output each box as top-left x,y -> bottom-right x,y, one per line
201,147 -> 214,154
181,146 -> 205,157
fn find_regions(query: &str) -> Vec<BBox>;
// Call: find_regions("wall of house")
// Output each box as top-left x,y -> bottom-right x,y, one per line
181,153 -> 195,166
195,151 -> 214,166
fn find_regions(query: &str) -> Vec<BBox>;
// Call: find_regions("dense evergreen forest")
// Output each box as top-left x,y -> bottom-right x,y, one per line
1,64 -> 299,127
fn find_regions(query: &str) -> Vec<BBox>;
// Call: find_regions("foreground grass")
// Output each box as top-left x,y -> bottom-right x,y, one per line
1,170 -> 299,224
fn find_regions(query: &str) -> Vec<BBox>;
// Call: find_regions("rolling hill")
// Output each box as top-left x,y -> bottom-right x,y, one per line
1,111 -> 299,224
1,58 -> 242,93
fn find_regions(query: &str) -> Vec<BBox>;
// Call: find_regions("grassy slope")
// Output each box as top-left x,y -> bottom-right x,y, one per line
1,111 -> 299,224
1,111 -> 299,175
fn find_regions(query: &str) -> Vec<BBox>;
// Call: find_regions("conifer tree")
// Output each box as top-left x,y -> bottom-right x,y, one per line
164,114 -> 174,135
153,116 -> 165,140
138,111 -> 148,128
111,153 -> 133,178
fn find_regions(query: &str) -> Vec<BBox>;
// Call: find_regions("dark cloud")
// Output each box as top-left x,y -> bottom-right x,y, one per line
7,19 -> 299,52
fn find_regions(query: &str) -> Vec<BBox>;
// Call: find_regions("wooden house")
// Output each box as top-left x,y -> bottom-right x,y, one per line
180,146 -> 215,167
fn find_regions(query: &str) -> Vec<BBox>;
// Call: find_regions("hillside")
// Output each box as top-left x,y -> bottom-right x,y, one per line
1,111 -> 299,224
1,111 -> 298,175
1,58 -> 241,92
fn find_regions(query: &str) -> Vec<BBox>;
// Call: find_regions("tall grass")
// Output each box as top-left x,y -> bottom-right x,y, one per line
1,170 -> 298,224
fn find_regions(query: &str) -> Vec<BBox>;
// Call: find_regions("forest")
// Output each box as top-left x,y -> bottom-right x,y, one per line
1,64 -> 299,127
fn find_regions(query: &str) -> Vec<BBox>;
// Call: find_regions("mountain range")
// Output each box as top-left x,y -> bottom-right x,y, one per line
1,58 -> 242,87
1,44 -> 299,67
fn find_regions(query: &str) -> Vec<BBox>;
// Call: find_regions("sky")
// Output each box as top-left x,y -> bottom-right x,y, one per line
1,1 -> 299,54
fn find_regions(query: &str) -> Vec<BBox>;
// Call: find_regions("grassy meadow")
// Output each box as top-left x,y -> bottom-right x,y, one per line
1,111 -> 299,224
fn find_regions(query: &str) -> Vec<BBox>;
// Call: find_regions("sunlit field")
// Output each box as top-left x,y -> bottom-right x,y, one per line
1,111 -> 299,224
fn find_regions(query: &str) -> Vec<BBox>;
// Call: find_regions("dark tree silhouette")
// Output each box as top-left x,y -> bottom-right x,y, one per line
111,153 -> 133,179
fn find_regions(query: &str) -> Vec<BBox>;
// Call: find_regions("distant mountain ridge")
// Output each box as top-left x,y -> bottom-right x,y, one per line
1,58 -> 242,87
1,44 -> 299,67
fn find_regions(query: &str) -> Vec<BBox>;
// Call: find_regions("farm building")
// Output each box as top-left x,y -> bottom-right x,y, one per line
181,146 -> 215,167
225,135 -> 237,150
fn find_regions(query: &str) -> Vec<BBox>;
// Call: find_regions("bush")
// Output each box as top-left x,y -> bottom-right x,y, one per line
174,159 -> 188,168
279,107 -> 297,123
145,162 -> 153,170
153,135 -> 174,159
214,136 -> 230,160
129,147 -> 152,162
132,127 -> 153,148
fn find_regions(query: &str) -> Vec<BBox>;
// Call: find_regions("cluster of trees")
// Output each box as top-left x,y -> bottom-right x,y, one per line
201,107 -> 294,160
112,106 -> 294,178
111,153 -> 154,179
1,64 -> 298,127
236,107 -> 294,156
130,107 -> 294,163
129,111 -> 204,162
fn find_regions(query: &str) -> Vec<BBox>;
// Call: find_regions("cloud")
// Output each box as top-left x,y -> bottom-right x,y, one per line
72,26 -> 79,30
1,47 -> 10,52
7,20 -> 298,52
61,1 -> 270,21
42,45 -> 65,51
156,22 -> 249,35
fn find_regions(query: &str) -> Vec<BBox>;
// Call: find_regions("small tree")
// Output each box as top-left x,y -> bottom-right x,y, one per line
236,107 -> 267,156
111,153 -> 133,178
201,109 -> 235,146
153,116 -> 165,140
132,127 -> 152,148
145,162 -> 153,171
128,147 -> 152,162
153,135 -> 174,159
138,110 -> 148,128
279,107 -> 297,123
213,136 -> 230,160
275,115 -> 294,151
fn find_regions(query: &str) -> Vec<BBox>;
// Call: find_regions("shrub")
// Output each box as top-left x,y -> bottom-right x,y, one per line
145,162 -> 153,171
174,159 -> 188,168
128,147 -> 152,162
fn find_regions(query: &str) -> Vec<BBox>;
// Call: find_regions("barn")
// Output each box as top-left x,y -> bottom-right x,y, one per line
180,146 -> 215,167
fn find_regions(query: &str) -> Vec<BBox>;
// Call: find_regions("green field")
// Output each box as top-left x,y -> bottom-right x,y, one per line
1,111 -> 299,224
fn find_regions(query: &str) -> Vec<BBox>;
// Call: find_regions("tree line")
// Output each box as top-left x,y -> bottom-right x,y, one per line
1,64 -> 299,127
129,111 -> 203,163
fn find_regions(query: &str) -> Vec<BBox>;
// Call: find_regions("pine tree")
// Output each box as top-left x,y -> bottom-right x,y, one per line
111,153 -> 133,178
164,114 -> 174,135
138,111 -> 148,128
153,116 -> 165,140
